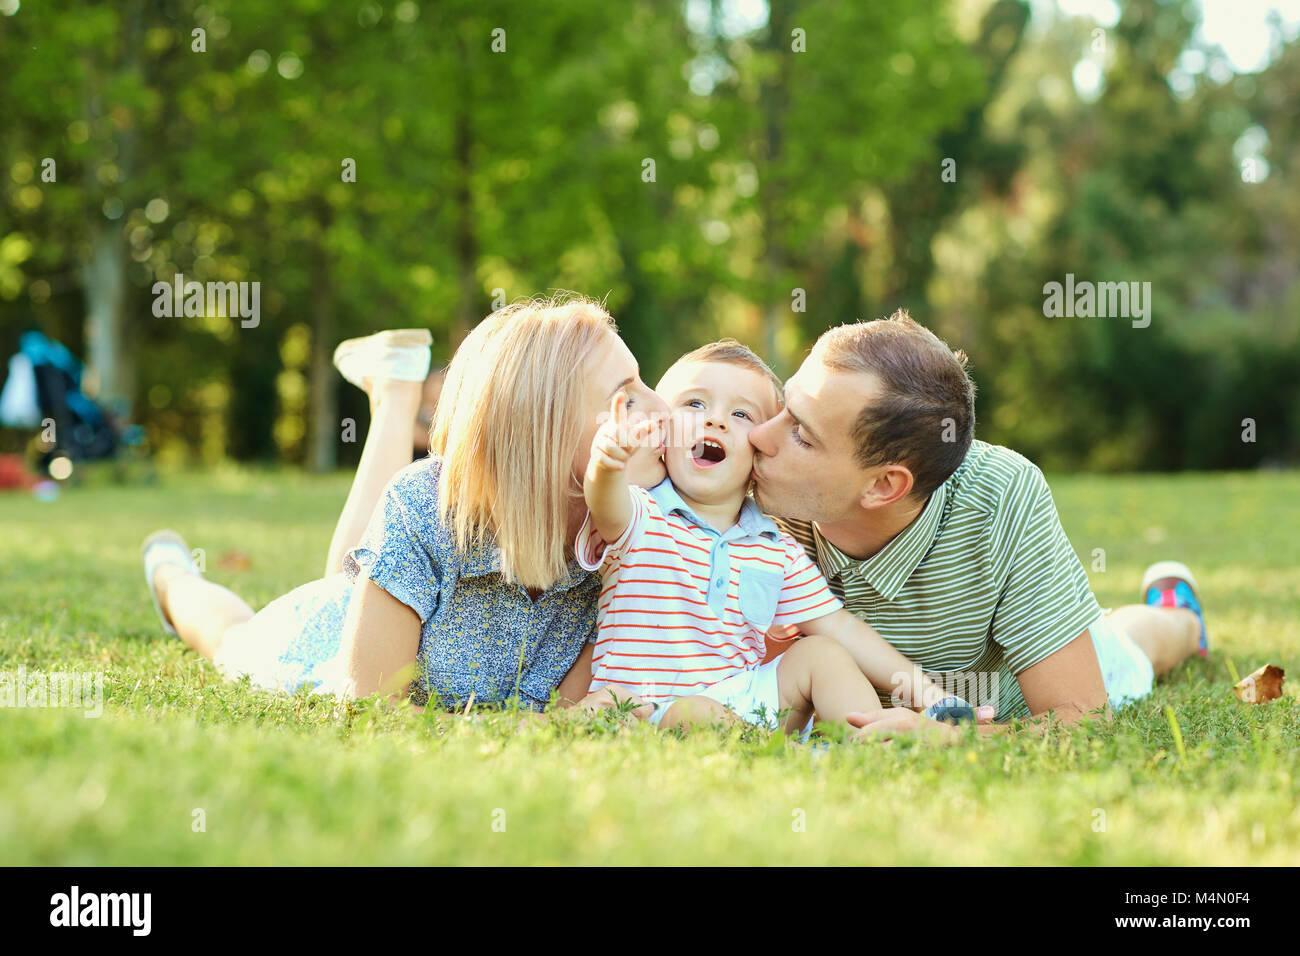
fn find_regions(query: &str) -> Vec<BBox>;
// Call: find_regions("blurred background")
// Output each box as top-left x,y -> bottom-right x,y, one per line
1,0 -> 1297,480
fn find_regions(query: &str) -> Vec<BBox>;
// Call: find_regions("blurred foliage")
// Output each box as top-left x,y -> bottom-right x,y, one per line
0,0 -> 1296,471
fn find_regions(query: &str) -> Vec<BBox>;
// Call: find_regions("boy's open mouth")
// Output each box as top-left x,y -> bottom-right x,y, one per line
690,438 -> 727,467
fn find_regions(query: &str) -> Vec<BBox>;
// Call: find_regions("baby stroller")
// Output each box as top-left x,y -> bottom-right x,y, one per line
0,330 -> 147,479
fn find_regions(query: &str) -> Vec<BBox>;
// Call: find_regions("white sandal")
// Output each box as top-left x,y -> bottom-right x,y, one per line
332,329 -> 432,391
141,529 -> 198,635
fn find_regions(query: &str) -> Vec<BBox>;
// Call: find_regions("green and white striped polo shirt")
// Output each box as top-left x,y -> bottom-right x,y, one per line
776,440 -> 1101,721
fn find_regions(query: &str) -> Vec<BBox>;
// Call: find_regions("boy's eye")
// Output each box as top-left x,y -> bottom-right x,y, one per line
791,424 -> 811,448
684,399 -> 704,409
732,410 -> 752,421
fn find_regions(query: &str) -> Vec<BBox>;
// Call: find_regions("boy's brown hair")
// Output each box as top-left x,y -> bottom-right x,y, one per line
658,338 -> 783,409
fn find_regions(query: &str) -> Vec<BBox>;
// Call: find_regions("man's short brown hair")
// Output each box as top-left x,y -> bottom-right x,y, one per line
816,309 -> 975,499
660,338 -> 784,408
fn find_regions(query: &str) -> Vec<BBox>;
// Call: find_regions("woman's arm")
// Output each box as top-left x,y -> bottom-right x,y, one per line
339,578 -> 422,701
552,640 -> 595,706
796,608 -> 949,710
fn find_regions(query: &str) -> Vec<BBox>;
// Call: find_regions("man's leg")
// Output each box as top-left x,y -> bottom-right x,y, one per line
1110,561 -> 1209,679
1106,604 -> 1199,677
323,380 -> 423,576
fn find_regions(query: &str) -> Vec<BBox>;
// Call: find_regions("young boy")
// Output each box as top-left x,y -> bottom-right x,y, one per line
578,340 -> 972,739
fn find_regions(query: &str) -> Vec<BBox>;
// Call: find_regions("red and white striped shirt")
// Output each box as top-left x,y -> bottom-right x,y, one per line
576,479 -> 842,703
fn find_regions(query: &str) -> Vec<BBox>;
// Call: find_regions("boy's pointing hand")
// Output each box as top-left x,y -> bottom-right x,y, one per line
592,391 -> 663,473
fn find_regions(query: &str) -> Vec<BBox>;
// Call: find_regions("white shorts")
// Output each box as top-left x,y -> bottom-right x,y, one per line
650,657 -> 815,739
1090,613 -> 1155,709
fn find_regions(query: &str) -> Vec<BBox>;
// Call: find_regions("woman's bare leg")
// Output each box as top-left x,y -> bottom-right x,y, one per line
324,380 -> 423,576
153,563 -> 255,661
1106,605 -> 1200,677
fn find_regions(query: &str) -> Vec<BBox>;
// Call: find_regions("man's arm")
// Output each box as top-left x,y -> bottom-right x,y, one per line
848,629 -> 1111,740
980,463 -> 1112,734
986,629 -> 1111,734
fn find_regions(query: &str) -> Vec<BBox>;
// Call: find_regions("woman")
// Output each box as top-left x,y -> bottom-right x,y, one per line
141,295 -> 668,710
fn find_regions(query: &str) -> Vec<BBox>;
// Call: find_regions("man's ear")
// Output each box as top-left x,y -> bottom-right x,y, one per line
857,463 -> 915,511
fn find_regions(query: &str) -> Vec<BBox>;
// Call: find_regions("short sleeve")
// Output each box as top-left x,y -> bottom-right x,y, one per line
575,485 -> 650,572
771,534 -> 842,626
343,461 -> 443,623
989,465 -> 1101,674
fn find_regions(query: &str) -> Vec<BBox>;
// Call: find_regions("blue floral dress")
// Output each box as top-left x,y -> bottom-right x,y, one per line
213,457 -> 599,710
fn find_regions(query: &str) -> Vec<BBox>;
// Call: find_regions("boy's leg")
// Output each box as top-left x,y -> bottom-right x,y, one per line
658,694 -> 741,732
323,380 -> 423,576
776,634 -> 881,735
153,563 -> 255,661
1105,605 -> 1199,677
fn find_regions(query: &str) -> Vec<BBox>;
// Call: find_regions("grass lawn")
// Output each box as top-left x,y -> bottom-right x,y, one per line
1,467 -> 1298,865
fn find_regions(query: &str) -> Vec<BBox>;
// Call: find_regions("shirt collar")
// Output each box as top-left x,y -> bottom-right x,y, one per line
813,480 -> 948,602
648,478 -> 781,540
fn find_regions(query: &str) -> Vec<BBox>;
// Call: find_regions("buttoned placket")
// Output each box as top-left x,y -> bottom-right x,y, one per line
704,525 -> 751,616
646,478 -> 783,616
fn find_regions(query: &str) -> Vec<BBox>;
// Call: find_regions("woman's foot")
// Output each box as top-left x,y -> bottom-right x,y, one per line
332,329 -> 433,398
141,530 -> 199,635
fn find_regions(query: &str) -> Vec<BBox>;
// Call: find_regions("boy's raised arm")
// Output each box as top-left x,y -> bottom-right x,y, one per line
583,391 -> 662,545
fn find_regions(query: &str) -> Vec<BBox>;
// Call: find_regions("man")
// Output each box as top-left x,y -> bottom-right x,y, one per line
749,310 -> 1208,738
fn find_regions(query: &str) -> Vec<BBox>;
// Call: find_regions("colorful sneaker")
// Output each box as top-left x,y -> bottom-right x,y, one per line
141,529 -> 198,635
332,329 -> 432,392
1141,560 -> 1208,658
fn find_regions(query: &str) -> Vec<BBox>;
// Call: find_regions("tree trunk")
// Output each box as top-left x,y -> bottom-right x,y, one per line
307,228 -> 339,472
453,29 -> 479,344
82,0 -> 142,416
758,0 -> 793,375
83,225 -> 130,413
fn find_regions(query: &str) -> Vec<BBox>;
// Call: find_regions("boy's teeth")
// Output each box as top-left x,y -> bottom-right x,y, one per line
691,439 -> 727,463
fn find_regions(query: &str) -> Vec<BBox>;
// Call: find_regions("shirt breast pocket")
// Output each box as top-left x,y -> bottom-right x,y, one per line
737,567 -> 783,630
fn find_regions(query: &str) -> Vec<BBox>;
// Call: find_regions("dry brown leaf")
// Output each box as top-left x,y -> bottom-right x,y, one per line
1233,664 -> 1285,704
216,550 -> 252,572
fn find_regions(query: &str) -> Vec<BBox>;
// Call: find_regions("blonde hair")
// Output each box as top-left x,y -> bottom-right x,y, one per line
430,293 -> 616,590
